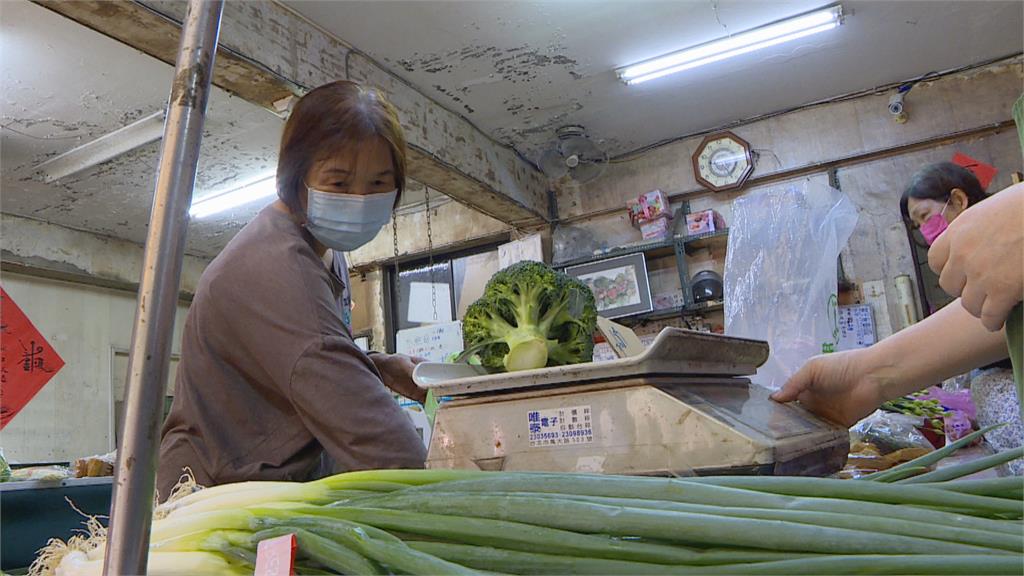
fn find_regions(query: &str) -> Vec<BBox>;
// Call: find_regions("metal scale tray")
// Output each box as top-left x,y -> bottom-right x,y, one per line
418,328 -> 849,477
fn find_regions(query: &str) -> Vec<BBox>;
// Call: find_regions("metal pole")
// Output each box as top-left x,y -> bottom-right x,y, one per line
104,1 -> 222,573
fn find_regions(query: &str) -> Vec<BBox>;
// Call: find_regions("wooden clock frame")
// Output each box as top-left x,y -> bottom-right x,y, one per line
691,131 -> 754,193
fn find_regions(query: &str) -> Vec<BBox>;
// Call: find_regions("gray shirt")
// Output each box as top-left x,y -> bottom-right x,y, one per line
157,205 -> 424,498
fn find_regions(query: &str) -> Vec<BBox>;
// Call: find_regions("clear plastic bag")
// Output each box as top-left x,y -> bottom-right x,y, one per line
851,410 -> 935,454
724,179 -> 859,390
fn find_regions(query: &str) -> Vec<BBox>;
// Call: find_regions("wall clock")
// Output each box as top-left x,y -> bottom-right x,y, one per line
692,131 -> 754,192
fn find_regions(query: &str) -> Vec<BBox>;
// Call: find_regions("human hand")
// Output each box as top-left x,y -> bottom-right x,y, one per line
928,183 -> 1024,331
371,353 -> 428,404
770,349 -> 889,427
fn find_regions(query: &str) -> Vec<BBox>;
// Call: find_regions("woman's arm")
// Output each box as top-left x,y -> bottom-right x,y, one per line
290,337 -> 427,470
772,299 -> 1009,426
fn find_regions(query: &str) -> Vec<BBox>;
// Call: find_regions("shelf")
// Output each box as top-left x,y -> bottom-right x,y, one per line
683,229 -> 729,254
614,305 -> 686,326
686,299 -> 725,314
555,236 -> 680,268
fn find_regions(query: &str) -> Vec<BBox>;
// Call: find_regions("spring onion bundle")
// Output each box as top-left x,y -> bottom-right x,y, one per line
31,449 -> 1023,576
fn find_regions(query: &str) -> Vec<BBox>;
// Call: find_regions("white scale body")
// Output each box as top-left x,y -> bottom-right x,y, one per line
415,329 -> 849,477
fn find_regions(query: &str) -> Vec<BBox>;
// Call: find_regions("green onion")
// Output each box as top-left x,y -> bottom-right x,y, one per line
402,474 -> 1021,534
917,477 -> 1024,498
860,424 -> 1006,482
301,506 -> 809,565
684,476 -> 1021,516
361,492 -> 1006,555
399,491 -> 1021,552
899,447 -> 1024,484
253,527 -> 384,575
407,541 -> 709,575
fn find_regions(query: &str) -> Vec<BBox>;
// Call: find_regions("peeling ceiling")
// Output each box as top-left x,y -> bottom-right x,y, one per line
1,0 -> 283,257
0,0 -> 439,258
284,0 -> 1024,162
2,0 -> 1021,260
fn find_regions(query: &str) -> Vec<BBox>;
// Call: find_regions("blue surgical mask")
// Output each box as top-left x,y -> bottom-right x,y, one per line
305,186 -> 397,252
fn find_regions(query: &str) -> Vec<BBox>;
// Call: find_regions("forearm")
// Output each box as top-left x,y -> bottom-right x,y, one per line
864,299 -> 1008,401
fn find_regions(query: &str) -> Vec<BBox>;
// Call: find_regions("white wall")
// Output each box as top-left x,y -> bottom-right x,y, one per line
1,272 -> 189,463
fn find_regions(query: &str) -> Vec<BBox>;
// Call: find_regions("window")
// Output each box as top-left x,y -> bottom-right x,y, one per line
386,243 -> 503,352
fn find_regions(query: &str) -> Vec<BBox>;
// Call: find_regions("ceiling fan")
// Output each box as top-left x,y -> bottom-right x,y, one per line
538,125 -> 608,184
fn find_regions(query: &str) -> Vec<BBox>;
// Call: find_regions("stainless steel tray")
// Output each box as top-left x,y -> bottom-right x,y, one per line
413,327 -> 769,397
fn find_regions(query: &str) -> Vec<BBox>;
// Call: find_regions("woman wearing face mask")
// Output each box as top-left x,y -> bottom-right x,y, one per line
901,162 -> 989,249
900,163 -> 1021,474
773,162 -> 1022,475
157,81 -> 426,497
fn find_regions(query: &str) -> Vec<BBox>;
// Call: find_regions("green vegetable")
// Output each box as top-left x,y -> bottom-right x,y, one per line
898,447 -> 1024,485
686,476 -> 1021,516
402,473 -> 1020,535
380,491 -> 1021,552
916,477 -> 1024,499
32,457 -> 1023,576
461,261 -> 597,372
301,506 -> 806,565
860,423 -> 1006,482
356,492 -> 1006,555
0,449 -> 10,483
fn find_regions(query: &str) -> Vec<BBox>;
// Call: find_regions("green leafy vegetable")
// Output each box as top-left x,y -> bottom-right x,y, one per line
462,261 -> 597,372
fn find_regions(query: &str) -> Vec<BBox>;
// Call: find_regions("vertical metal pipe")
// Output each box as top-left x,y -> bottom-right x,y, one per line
103,1 -> 222,573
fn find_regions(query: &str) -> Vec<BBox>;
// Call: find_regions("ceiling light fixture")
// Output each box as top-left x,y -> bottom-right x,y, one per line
34,110 -> 167,182
617,5 -> 843,85
189,174 -> 278,219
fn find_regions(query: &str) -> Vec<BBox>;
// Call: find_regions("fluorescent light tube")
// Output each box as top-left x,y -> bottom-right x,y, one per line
618,5 -> 842,85
190,174 -> 278,218
35,110 -> 166,182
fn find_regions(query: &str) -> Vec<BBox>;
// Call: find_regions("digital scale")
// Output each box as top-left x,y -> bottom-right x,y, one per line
414,328 -> 848,477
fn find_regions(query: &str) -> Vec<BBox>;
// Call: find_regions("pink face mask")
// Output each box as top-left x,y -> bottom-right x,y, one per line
920,199 -> 951,246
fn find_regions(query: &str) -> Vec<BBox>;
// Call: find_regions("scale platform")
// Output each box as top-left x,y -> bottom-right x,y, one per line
416,328 -> 849,477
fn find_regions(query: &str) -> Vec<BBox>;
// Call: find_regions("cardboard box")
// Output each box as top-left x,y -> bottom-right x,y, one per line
627,189 -> 671,226
685,209 -> 726,236
640,213 -> 673,240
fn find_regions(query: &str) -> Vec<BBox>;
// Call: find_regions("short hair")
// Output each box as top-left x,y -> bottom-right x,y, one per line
900,162 -> 988,223
276,81 -> 407,213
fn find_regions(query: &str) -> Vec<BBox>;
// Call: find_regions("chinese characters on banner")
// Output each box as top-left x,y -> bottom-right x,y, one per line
1,287 -> 65,430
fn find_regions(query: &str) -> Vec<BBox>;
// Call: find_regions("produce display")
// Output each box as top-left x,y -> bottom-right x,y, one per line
461,261 -> 597,373
881,394 -> 948,437
30,435 -> 1023,576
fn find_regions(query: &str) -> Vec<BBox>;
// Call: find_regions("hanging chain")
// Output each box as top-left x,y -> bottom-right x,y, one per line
392,210 -> 401,316
426,187 -> 438,322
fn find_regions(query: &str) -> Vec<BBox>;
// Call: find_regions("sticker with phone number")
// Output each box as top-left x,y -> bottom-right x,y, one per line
527,405 -> 593,448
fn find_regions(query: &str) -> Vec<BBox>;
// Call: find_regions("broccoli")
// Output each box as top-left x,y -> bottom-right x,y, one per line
462,261 -> 597,372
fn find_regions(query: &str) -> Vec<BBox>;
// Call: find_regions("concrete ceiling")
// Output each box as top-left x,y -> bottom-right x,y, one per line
0,0 -> 443,258
285,0 -> 1024,162
1,0 -> 283,257
2,0 -> 1021,260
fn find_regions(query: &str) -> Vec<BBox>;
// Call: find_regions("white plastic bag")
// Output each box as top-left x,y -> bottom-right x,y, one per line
724,179 -> 859,390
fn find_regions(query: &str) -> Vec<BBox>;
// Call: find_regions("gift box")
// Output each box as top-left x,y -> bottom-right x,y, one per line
627,189 -> 671,227
640,213 -> 673,240
685,209 -> 726,236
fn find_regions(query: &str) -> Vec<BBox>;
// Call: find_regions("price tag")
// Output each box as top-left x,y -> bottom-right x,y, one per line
255,533 -> 296,576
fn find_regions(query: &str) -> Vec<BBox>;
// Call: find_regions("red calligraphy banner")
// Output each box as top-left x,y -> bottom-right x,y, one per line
1,287 -> 65,430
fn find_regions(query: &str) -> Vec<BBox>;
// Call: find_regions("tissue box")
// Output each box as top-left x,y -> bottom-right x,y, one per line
640,213 -> 673,240
627,189 -> 671,226
685,209 -> 726,236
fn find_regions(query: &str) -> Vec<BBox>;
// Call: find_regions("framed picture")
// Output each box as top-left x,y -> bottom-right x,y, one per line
566,253 -> 653,319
